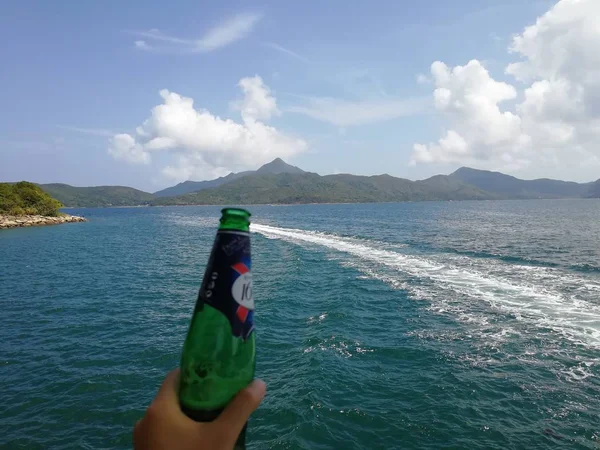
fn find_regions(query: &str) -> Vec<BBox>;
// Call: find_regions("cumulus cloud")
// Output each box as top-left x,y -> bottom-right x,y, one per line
129,13 -> 262,54
412,0 -> 600,178
231,76 -> 280,121
109,134 -> 150,164
411,60 -> 529,168
505,0 -> 600,84
108,76 -> 307,182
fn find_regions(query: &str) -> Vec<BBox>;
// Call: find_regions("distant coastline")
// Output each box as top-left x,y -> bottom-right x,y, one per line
0,214 -> 87,229
60,205 -> 150,209
61,197 -> 600,210
5,160 -> 599,209
37,161 -> 600,208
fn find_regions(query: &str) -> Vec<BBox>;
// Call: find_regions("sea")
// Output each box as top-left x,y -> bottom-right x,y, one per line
1,200 -> 599,449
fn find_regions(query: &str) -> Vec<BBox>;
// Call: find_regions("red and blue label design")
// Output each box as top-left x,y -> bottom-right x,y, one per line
230,261 -> 254,339
199,231 -> 255,340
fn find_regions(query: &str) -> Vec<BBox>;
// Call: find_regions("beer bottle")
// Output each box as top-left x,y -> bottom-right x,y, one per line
179,208 -> 255,449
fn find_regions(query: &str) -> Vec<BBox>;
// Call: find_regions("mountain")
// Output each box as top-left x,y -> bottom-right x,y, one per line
10,162 -> 595,208
40,184 -> 154,207
152,172 -> 252,198
255,158 -> 305,175
450,167 -> 591,199
151,172 -> 494,206
153,158 -> 305,197
586,180 -> 600,198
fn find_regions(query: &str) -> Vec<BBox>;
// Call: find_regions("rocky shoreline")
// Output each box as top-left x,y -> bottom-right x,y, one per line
0,214 -> 87,229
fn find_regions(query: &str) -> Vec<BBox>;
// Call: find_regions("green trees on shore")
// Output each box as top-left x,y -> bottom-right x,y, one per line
0,182 -> 63,216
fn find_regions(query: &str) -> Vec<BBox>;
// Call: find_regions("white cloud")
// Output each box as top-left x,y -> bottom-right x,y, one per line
412,0 -> 600,178
108,76 -> 307,182
505,0 -> 600,83
231,75 -> 280,121
263,42 -> 310,63
129,13 -> 262,54
162,155 -> 231,182
200,13 -> 263,51
412,60 -> 526,167
109,134 -> 150,164
287,96 -> 428,127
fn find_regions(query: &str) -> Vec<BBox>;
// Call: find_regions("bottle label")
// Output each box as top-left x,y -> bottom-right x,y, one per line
200,230 -> 254,340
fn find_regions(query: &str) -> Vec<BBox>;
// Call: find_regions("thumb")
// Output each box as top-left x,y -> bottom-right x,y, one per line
216,379 -> 266,436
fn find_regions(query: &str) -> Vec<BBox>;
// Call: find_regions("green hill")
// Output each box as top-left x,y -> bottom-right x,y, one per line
40,184 -> 154,207
153,158 -> 305,197
586,180 -> 600,198
450,167 -> 591,199
5,161 -> 595,208
151,172 -> 494,206
0,182 -> 63,216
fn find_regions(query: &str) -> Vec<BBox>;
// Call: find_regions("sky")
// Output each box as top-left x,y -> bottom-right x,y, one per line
1,0 -> 599,192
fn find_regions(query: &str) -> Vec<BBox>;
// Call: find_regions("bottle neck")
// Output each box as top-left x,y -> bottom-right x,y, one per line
219,208 -> 251,232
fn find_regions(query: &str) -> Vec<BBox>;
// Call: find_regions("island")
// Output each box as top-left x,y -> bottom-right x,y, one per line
0,181 -> 86,229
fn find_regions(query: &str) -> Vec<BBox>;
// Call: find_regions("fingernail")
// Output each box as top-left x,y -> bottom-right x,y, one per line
249,379 -> 267,396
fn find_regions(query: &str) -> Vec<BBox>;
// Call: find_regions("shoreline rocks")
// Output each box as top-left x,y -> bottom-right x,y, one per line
0,214 -> 87,229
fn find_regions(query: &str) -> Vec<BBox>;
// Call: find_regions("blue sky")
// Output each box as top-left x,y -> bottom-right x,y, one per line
4,0 -> 599,192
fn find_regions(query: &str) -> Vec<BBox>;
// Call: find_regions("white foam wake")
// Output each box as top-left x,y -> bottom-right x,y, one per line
252,223 -> 600,348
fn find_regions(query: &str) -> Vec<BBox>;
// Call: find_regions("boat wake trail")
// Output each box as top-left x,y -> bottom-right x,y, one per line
253,223 -> 600,349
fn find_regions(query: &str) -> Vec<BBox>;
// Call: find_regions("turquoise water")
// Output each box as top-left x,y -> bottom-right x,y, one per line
1,200 -> 600,449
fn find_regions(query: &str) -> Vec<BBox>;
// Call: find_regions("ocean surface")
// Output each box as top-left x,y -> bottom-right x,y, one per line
1,200 -> 600,449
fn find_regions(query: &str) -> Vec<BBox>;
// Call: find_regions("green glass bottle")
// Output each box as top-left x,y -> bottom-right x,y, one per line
179,208 -> 255,449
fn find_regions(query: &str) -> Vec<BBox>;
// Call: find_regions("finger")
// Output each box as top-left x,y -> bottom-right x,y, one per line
153,368 -> 181,411
216,379 -> 266,436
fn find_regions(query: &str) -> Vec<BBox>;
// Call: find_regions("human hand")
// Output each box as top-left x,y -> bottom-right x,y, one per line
134,369 -> 266,450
